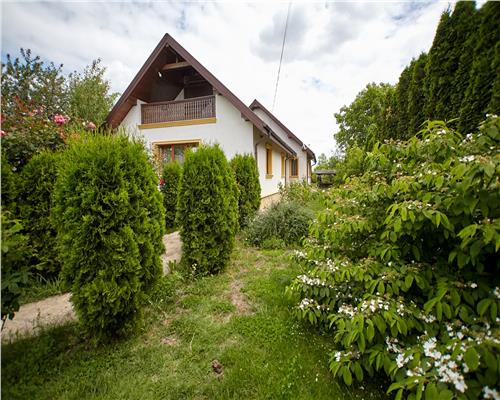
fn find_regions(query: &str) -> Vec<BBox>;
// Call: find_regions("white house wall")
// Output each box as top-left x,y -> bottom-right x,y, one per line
253,127 -> 286,198
120,94 -> 254,161
252,108 -> 310,183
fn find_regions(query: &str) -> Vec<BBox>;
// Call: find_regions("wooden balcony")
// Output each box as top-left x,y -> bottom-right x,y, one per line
141,95 -> 216,125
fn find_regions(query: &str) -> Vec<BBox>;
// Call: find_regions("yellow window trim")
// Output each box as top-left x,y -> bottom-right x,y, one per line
281,152 -> 285,178
265,143 -> 273,177
139,117 -> 216,130
290,157 -> 299,178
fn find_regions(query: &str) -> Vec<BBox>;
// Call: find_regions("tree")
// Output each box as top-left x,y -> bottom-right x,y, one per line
334,83 -> 396,152
395,62 -> 414,137
459,1 -> 500,133
68,59 -> 119,126
424,9 -> 453,120
450,1 -> 478,118
407,53 -> 429,135
1,48 -> 68,119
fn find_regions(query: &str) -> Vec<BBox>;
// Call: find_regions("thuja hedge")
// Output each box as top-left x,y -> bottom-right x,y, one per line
160,162 -> 182,230
53,134 -> 165,341
18,151 -> 62,277
230,154 -> 261,228
288,117 -> 499,399
176,144 -> 238,276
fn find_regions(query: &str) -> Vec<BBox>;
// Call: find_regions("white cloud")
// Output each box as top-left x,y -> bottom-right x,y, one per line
1,1 -> 452,156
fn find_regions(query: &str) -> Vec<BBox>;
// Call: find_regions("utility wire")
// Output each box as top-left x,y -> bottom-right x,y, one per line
272,1 -> 291,112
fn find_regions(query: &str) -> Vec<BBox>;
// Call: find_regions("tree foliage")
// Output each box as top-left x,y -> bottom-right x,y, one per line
53,134 -> 165,341
334,83 -> 396,151
160,162 -> 182,230
68,59 -> 119,126
288,116 -> 500,399
459,1 -> 500,134
230,154 -> 261,228
176,144 -> 238,276
1,48 -> 67,119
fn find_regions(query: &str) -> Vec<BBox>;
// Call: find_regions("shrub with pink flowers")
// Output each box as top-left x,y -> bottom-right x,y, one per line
287,117 -> 499,399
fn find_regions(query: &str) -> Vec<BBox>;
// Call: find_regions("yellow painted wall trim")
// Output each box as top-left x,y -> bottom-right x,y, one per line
139,117 -> 216,130
152,139 -> 201,146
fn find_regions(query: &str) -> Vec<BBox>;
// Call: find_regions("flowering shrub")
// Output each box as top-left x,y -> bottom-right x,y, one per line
287,117 -> 499,399
160,162 -> 182,229
230,154 -> 261,228
53,134 -> 165,341
1,98 -> 66,170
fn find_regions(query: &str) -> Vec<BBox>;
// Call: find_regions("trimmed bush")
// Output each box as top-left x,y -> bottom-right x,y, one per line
245,201 -> 313,248
176,144 -> 238,276
160,162 -> 182,230
53,134 -> 165,341
230,154 -> 261,228
18,151 -> 62,277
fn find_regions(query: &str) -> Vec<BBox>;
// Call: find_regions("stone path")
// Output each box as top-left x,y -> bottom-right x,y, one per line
2,232 -> 182,341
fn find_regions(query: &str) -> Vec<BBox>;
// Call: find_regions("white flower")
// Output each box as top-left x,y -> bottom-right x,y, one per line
483,386 -> 500,400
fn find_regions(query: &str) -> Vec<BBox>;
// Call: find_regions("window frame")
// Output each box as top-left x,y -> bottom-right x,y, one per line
265,143 -> 273,178
290,157 -> 299,178
281,153 -> 286,178
153,139 -> 201,167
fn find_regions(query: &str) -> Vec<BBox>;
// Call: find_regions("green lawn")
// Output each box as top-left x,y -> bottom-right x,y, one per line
2,242 -> 387,400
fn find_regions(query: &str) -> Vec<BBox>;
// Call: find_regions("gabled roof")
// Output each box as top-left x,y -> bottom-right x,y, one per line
105,34 -> 296,156
250,99 -> 316,161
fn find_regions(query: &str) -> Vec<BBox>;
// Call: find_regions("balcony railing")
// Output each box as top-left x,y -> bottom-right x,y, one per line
141,95 -> 216,125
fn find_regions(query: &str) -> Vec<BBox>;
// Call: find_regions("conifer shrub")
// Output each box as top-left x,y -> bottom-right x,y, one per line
160,162 -> 182,230
53,134 -> 165,341
245,201 -> 313,249
176,144 -> 238,276
287,117 -> 500,399
18,150 -> 62,277
230,154 -> 261,228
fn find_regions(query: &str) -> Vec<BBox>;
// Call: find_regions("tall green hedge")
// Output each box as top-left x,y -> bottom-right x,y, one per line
230,154 -> 261,228
160,162 -> 182,230
176,144 -> 238,276
18,150 -> 61,277
53,134 -> 165,341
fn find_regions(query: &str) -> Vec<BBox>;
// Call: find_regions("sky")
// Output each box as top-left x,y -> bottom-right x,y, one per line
1,1 -> 461,156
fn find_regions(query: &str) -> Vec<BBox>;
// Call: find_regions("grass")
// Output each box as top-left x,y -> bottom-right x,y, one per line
18,275 -> 68,305
2,241 -> 388,400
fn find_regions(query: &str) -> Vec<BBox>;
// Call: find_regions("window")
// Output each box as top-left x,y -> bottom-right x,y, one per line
281,153 -> 286,178
266,144 -> 273,178
155,140 -> 199,166
290,157 -> 299,177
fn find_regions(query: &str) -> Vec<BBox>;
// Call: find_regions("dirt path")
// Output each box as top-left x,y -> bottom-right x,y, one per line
2,232 -> 182,341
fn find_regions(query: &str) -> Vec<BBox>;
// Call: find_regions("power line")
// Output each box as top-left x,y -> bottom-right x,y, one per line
272,1 -> 291,112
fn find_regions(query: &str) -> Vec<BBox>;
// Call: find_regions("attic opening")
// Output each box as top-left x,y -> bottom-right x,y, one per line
134,46 -> 214,104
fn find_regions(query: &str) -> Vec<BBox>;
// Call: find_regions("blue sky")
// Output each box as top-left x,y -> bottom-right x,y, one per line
1,1 -> 458,155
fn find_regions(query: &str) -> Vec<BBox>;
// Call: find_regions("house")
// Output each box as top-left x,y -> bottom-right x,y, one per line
106,33 -> 315,201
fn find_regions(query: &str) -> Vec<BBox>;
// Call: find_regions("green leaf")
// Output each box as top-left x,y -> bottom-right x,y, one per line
353,362 -> 363,381
343,367 -> 352,385
464,347 -> 479,371
366,322 -> 375,342
477,298 -> 491,317
425,383 -> 438,400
